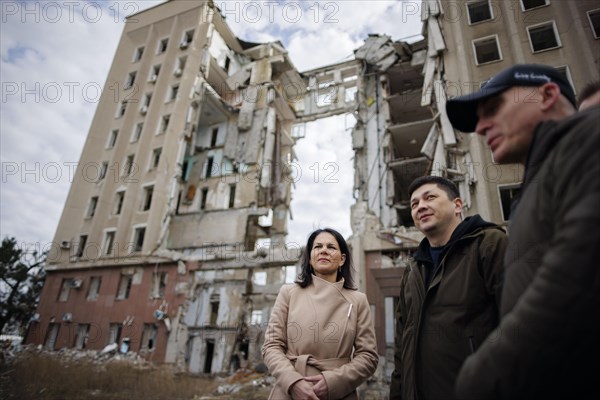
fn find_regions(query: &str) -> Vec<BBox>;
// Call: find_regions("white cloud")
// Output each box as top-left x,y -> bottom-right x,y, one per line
0,0 -> 421,251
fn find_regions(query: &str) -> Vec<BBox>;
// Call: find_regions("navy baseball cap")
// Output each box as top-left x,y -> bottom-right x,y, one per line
446,64 -> 577,133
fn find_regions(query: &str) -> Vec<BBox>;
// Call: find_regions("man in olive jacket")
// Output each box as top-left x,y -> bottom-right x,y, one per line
446,64 -> 600,399
389,176 -> 507,400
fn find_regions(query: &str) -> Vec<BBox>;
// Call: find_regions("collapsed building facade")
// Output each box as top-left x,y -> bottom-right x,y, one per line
26,0 -> 599,390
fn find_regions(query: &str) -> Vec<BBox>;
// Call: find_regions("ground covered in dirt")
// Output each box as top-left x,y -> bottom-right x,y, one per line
0,344 -> 273,400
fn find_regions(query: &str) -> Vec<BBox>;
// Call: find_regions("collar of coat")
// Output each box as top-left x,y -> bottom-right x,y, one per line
412,214 -> 499,265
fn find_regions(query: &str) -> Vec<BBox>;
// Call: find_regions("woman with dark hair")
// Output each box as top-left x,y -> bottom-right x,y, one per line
262,228 -> 378,400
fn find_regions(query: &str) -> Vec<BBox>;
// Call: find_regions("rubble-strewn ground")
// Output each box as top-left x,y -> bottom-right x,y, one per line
0,344 -> 272,400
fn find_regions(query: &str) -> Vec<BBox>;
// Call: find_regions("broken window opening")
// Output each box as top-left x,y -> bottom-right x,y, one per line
169,84 -> 179,101
133,227 -> 146,252
150,271 -> 168,298
104,230 -> 116,255
210,127 -> 219,147
157,38 -> 169,54
117,101 -> 127,118
87,196 -> 98,218
75,324 -> 90,349
76,235 -> 87,258
57,278 -> 71,302
498,184 -> 522,221
107,323 -> 122,346
98,161 -> 108,181
228,184 -> 236,208
114,191 -> 125,215
205,157 -> 214,179
250,310 -> 262,325
107,129 -> 118,148
204,339 -> 215,373
149,64 -> 161,82
133,46 -> 144,62
158,114 -> 170,135
142,185 -> 154,211
124,154 -> 135,176
132,122 -> 144,142
124,71 -> 136,90
151,147 -> 162,170
86,276 -> 102,301
209,295 -> 219,325
44,323 -> 60,350
116,274 -> 133,300
200,188 -> 208,210
141,323 -> 158,351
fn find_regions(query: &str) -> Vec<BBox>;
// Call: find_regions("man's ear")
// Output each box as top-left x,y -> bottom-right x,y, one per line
539,82 -> 561,111
454,197 -> 463,216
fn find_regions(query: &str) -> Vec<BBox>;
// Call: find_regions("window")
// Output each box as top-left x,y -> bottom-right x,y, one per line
75,324 -> 90,349
149,65 -> 161,83
124,154 -> 134,176
141,324 -> 158,351
140,93 -> 151,115
87,196 -> 98,218
527,21 -> 561,52
150,272 -> 168,298
467,1 -> 493,24
114,191 -> 125,215
157,38 -> 168,54
117,100 -> 127,118
587,9 -> 600,39
98,161 -> 108,181
205,157 -> 214,179
133,46 -> 144,62
210,295 -> 219,325
133,226 -> 146,252
75,235 -> 87,258
174,56 -> 187,76
520,0 -> 549,11
107,323 -> 122,345
150,147 -> 162,170
180,29 -> 194,48
250,310 -> 262,325
107,129 -> 119,148
103,230 -> 116,255
498,185 -> 522,221
58,278 -> 71,301
168,84 -> 179,101
228,184 -> 236,208
472,35 -> 502,65
210,127 -> 219,147
132,122 -> 143,142
124,71 -> 136,89
158,114 -> 170,135
44,323 -> 60,350
200,188 -> 208,210
142,185 -> 154,211
555,65 -> 575,94
116,273 -> 133,300
86,276 -> 102,301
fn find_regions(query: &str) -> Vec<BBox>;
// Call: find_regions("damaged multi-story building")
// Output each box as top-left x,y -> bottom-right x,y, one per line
26,0 -> 599,391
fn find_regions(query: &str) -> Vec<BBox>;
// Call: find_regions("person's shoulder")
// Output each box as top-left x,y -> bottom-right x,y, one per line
278,283 -> 300,296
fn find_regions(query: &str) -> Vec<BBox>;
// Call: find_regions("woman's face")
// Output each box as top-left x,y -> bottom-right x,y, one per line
309,232 -> 346,283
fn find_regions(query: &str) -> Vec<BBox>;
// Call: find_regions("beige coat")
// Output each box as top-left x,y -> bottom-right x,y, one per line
262,276 -> 378,399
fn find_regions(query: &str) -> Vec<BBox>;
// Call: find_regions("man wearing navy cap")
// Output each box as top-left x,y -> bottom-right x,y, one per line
446,64 -> 600,400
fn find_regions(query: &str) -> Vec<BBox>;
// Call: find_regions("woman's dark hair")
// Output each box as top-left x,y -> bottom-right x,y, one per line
295,228 -> 356,290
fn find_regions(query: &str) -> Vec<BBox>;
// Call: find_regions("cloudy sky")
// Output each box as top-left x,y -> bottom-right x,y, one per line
0,0 -> 422,251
